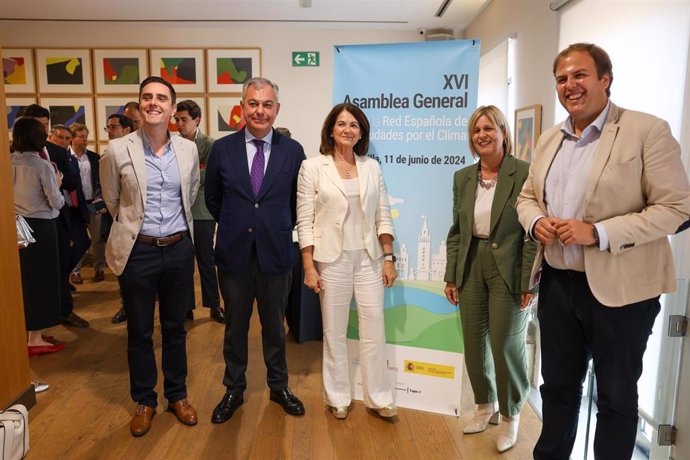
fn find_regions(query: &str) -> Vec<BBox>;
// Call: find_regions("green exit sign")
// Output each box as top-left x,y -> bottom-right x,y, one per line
292,51 -> 320,67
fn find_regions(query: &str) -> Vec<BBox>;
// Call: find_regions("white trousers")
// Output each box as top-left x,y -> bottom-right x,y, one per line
317,250 -> 394,409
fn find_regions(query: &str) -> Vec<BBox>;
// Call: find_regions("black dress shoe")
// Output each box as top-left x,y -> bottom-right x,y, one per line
69,283 -> 77,292
111,308 -> 127,324
210,307 -> 226,324
269,387 -> 305,416
61,312 -> 89,328
211,393 -> 244,424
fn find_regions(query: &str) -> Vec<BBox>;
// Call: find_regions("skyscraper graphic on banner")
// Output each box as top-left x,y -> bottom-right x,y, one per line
394,216 -> 447,281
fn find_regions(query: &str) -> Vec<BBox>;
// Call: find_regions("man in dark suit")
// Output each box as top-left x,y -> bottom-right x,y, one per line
205,77 -> 306,423
68,123 -> 106,283
20,105 -> 89,328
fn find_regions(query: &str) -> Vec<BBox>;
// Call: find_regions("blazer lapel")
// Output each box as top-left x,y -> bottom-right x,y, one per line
461,164 -> 478,233
172,136 -> 190,206
129,131 -> 147,210
356,155 -> 370,202
258,132 -> 288,198
490,155 -> 517,234
584,103 -> 621,208
323,154 -> 346,197
229,130 -> 253,198
534,131 -> 566,208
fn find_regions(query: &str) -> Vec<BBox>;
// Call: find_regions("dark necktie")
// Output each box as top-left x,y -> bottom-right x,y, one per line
250,139 -> 265,196
39,148 -> 49,161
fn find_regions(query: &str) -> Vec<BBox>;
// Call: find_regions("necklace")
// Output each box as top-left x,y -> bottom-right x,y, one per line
336,156 -> 355,178
477,164 -> 498,190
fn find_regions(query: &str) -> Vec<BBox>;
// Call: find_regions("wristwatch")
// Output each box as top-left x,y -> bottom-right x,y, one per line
383,252 -> 397,262
592,225 -> 600,247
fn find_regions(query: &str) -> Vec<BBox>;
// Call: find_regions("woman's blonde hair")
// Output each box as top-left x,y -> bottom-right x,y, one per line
467,105 -> 512,159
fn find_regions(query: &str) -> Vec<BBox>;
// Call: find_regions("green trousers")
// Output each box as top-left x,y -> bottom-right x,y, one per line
459,237 -> 529,417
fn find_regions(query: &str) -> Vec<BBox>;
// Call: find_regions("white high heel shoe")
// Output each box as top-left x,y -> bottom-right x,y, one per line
496,414 -> 520,453
463,402 -> 500,434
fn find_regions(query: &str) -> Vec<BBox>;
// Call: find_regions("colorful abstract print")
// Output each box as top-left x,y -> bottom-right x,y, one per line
216,104 -> 245,132
103,58 -> 140,85
46,58 -> 83,85
216,58 -> 252,85
7,105 -> 27,130
50,105 -> 86,128
3,57 -> 27,85
159,58 -> 196,84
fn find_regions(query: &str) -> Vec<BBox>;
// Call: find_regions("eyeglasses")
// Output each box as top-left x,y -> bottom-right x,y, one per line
104,125 -> 122,131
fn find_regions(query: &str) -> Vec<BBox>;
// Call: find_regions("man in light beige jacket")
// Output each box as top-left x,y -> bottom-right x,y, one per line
516,43 -> 690,460
100,76 -> 200,437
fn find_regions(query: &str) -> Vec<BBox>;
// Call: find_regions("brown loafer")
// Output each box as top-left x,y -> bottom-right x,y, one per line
130,404 -> 155,437
167,398 -> 198,426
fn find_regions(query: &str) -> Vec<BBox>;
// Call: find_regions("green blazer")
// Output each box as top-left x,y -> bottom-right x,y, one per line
191,130 -> 216,220
444,155 -> 536,293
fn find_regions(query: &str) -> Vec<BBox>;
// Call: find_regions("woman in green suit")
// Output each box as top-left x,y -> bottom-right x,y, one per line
444,105 -> 536,453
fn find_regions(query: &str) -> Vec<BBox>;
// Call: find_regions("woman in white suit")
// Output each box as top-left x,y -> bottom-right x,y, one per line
297,103 -> 397,420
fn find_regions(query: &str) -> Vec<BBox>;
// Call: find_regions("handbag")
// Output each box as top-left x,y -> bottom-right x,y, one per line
16,215 -> 35,249
0,404 -> 29,460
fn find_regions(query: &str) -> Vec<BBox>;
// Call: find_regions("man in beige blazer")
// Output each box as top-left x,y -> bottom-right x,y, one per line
100,76 -> 200,437
516,43 -> 690,459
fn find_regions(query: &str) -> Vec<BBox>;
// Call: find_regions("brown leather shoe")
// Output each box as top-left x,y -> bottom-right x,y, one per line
130,404 -> 155,437
167,398 -> 198,426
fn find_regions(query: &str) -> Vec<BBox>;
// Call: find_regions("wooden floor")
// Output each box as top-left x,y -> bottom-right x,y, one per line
27,266 -> 542,459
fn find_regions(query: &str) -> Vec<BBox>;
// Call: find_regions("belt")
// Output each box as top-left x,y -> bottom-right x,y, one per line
136,231 -> 188,247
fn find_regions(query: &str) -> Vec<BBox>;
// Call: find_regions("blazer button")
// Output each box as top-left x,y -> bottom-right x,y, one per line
248,228 -> 253,233
491,242 -> 498,249
254,203 -> 259,208
131,235 -> 136,240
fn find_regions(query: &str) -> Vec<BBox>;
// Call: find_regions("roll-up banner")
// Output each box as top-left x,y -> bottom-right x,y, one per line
333,40 -> 480,415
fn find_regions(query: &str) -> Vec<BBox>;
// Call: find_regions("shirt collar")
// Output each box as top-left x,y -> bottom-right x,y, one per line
245,129 -> 273,146
561,100 -> 611,140
141,130 -> 173,154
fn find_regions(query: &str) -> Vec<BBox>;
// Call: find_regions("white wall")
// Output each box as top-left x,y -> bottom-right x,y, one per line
463,0 -> 560,128
0,22 -> 418,157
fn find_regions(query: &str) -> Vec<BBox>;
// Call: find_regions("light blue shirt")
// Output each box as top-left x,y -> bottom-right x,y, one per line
542,101 -> 611,271
245,130 -> 273,176
139,133 -> 189,238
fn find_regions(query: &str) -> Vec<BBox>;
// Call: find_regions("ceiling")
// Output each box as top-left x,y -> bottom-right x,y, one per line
0,0 -> 491,32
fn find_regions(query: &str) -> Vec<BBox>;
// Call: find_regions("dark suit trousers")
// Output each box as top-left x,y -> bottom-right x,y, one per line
67,207 -> 91,273
56,209 -> 74,318
218,247 -> 291,395
118,235 -> 195,407
534,263 -> 660,460
193,219 -> 220,310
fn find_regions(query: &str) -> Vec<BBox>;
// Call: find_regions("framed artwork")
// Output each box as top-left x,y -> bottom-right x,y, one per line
208,96 -> 245,139
149,49 -> 204,93
40,97 -> 96,142
36,48 -> 92,94
93,49 -> 148,94
169,96 -> 207,134
207,48 -> 261,93
514,104 -> 542,163
95,96 -> 138,143
6,97 -> 37,140
2,48 -> 36,93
